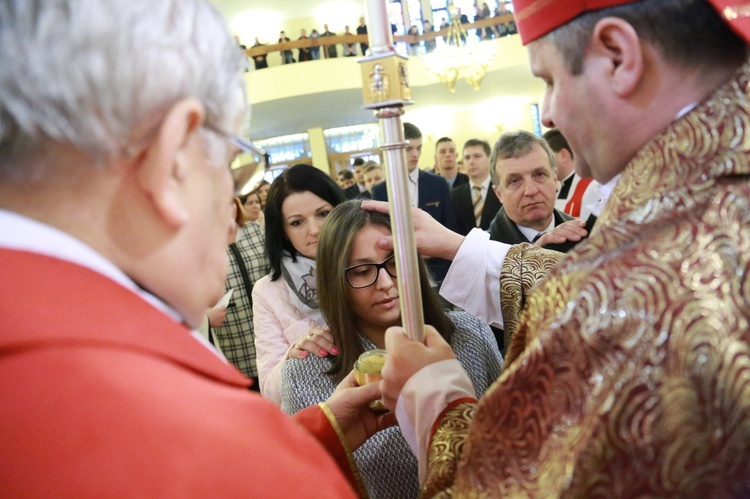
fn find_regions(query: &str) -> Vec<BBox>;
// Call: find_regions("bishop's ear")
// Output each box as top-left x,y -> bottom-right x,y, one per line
135,98 -> 206,228
589,17 -> 644,98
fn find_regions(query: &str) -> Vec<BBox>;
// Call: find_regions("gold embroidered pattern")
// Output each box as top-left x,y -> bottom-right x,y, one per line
318,402 -> 369,499
500,243 -> 563,360
422,402 -> 476,498
428,61 -> 750,496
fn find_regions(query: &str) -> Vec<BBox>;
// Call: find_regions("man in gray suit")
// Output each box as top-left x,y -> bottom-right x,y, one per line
487,131 -> 587,253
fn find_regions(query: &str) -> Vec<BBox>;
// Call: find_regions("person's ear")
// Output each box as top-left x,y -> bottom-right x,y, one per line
135,98 -> 205,229
590,17 -> 643,98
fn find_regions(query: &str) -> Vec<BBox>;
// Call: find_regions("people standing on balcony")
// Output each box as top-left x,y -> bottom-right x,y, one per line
278,31 -> 294,64
356,17 -> 368,55
423,20 -> 436,53
321,24 -> 338,59
251,37 -> 268,70
473,7 -> 485,40
309,29 -> 321,60
407,26 -> 420,56
298,29 -> 312,62
342,26 -> 356,57
482,2 -> 497,38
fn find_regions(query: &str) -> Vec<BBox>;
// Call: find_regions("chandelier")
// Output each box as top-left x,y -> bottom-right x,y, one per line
425,6 -> 495,93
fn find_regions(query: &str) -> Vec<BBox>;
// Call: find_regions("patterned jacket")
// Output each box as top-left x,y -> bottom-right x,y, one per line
212,223 -> 269,378
281,312 -> 503,499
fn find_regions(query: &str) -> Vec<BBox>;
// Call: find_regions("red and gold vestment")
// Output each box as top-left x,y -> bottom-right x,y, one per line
425,61 -> 750,497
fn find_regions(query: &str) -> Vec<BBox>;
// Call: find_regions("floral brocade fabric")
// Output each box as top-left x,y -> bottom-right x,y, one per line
425,62 -> 750,496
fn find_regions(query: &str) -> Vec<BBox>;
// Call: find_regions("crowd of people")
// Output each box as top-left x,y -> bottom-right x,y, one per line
246,18 -> 369,69
244,4 -> 518,68
3,0 -> 749,496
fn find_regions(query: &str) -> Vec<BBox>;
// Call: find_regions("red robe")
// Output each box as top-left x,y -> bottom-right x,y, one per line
0,249 -> 358,497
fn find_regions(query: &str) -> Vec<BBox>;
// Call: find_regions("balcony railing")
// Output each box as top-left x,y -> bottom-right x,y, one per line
245,13 -> 516,61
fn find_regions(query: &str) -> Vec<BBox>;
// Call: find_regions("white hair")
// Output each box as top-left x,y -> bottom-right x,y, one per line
0,0 -> 246,180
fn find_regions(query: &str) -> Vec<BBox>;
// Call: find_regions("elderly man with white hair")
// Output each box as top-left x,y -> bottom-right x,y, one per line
0,1 -> 390,496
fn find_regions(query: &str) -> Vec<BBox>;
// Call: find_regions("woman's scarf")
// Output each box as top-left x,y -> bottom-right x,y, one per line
280,253 -> 325,326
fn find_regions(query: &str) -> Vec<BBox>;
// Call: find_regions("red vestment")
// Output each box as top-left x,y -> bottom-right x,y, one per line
0,249 -> 357,497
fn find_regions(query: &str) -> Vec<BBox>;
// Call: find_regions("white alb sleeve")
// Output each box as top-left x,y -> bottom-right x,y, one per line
440,228 -> 510,328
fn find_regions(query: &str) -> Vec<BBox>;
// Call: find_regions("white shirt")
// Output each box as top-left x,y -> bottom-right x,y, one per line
0,209 -> 223,357
516,216 -> 555,243
440,228 -> 510,328
408,167 -> 420,207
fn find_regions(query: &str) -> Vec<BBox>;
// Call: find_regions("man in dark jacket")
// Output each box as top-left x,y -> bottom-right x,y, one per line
487,130 -> 588,253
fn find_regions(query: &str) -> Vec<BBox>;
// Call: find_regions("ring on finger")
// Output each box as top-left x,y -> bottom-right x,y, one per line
307,332 -> 315,341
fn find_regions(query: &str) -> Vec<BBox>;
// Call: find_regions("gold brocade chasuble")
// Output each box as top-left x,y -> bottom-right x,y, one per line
424,62 -> 750,497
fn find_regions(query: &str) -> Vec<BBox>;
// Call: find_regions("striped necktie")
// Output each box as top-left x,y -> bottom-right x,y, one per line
472,184 -> 484,227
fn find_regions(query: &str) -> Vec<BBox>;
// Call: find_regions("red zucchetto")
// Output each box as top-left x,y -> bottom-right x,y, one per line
511,0 -> 750,45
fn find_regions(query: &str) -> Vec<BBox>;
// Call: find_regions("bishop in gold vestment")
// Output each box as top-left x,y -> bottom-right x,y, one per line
378,0 -> 750,496
424,60 -> 750,497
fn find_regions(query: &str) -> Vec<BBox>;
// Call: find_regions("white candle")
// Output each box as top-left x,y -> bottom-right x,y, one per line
365,0 -> 394,53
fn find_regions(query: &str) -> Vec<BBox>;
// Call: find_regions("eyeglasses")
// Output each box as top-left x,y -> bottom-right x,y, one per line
204,123 -> 267,159
204,123 -> 268,195
345,255 -> 398,289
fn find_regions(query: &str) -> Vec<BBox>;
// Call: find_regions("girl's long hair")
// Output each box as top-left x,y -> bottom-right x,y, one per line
316,201 -> 455,383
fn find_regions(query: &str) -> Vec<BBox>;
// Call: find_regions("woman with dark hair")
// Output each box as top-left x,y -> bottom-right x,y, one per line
255,180 -> 271,209
252,164 -> 346,405
279,201 -> 503,498
242,190 -> 264,227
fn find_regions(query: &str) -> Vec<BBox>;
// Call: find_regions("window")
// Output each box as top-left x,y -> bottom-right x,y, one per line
254,133 -> 311,165
324,124 -> 380,154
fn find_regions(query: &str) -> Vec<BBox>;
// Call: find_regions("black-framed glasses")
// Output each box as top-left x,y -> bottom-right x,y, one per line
345,255 -> 398,289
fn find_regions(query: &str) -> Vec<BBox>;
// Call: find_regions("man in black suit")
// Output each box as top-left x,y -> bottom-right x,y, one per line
487,130 -> 589,253
451,138 -> 502,236
372,123 -> 458,285
344,157 -> 371,199
434,137 -> 469,189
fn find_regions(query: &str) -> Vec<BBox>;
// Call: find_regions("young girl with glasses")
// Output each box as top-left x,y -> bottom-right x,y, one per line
279,200 -> 503,498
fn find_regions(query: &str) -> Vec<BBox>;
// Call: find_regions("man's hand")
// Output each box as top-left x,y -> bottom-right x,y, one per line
380,325 -> 456,411
535,219 -> 588,247
325,371 -> 397,451
360,200 -> 465,261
